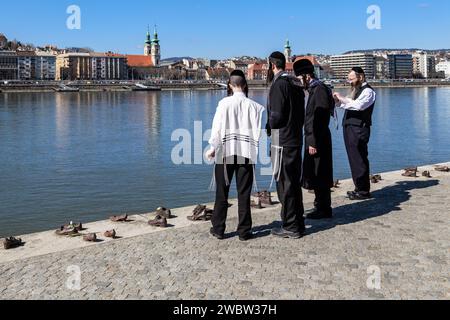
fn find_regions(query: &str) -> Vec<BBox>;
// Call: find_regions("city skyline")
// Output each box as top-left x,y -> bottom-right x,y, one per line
1,0 -> 450,59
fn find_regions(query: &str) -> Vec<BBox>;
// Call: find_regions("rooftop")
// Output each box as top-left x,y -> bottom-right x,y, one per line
126,54 -> 154,67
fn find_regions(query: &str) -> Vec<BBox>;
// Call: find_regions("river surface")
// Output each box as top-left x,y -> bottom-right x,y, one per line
1,87 -> 449,236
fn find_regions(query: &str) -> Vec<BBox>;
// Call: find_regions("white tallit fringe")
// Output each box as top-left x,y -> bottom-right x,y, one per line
269,146 -> 284,191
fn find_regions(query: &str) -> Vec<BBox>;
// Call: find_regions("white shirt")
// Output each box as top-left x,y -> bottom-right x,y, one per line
209,92 -> 265,163
337,83 -> 376,111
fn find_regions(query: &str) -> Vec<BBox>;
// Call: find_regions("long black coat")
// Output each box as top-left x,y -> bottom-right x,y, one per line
302,81 -> 334,190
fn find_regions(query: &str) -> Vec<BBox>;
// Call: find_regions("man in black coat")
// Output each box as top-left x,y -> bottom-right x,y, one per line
294,59 -> 334,219
266,52 -> 306,239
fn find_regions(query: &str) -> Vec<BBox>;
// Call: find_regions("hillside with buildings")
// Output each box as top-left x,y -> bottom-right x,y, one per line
1,32 -> 450,82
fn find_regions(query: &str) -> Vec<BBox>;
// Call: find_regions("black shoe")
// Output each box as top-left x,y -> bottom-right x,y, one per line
347,190 -> 357,197
239,232 -> 254,242
348,192 -> 372,201
271,228 -> 303,239
210,228 -> 224,240
306,209 -> 333,220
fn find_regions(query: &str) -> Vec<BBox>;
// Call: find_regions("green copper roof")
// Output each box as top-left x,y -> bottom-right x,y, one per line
152,25 -> 159,44
145,26 -> 151,44
285,39 -> 291,49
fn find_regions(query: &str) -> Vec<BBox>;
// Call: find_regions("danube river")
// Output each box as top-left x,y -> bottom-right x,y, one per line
1,87 -> 449,236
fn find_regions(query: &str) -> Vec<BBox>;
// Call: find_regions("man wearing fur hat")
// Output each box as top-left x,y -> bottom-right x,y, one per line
294,58 -> 335,219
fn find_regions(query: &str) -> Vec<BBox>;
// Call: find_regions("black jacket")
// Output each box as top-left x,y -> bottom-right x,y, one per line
267,73 -> 305,148
302,80 -> 334,190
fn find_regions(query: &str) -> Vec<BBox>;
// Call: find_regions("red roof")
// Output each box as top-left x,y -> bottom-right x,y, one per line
248,63 -> 268,71
126,55 -> 154,67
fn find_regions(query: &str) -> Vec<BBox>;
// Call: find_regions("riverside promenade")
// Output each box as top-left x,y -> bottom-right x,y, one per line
0,163 -> 449,300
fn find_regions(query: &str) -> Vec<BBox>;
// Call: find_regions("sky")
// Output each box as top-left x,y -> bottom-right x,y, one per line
1,0 -> 449,59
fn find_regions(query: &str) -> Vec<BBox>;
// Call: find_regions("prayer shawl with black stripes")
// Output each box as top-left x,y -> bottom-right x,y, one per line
208,92 -> 265,184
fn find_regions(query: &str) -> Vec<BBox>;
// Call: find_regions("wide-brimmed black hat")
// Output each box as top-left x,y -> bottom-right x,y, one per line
269,51 -> 286,64
230,69 -> 246,78
351,67 -> 365,75
293,59 -> 314,76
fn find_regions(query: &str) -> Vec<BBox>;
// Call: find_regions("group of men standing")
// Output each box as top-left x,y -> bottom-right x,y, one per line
206,51 -> 377,241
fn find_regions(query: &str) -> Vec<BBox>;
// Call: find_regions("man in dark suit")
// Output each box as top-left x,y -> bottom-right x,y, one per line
266,52 -> 306,238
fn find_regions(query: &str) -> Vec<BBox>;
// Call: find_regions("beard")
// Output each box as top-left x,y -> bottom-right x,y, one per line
351,80 -> 363,99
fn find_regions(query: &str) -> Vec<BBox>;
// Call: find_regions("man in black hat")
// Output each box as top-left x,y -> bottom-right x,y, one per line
294,58 -> 334,219
266,51 -> 306,238
334,67 -> 376,200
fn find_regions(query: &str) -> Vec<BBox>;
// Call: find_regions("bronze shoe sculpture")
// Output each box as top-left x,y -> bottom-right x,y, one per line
55,226 -> 79,237
83,233 -> 97,242
148,215 -> 168,228
104,230 -> 117,239
3,237 -> 24,250
156,207 -> 173,219
110,214 -> 128,222
422,171 -> 432,178
402,168 -> 418,177
435,165 -> 450,172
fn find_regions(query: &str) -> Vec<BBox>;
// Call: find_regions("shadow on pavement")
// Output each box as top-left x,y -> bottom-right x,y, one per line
254,179 -> 440,238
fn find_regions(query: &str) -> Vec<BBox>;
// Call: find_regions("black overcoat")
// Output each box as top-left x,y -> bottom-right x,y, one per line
302,81 -> 334,190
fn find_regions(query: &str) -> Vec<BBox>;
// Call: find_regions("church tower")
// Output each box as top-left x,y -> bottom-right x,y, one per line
144,26 -> 152,56
284,39 -> 292,63
151,25 -> 161,67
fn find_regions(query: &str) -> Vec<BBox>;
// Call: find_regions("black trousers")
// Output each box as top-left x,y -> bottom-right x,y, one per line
314,188 -> 332,214
212,156 -> 253,237
272,146 -> 305,233
344,125 -> 371,193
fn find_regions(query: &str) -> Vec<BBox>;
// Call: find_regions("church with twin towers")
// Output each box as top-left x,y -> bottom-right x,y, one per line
144,26 -> 161,67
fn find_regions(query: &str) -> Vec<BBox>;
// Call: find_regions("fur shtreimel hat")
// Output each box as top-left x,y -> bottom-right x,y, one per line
293,59 -> 314,76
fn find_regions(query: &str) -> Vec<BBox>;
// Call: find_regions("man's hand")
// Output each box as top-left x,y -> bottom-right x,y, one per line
309,146 -> 318,156
333,92 -> 342,103
205,148 -> 215,160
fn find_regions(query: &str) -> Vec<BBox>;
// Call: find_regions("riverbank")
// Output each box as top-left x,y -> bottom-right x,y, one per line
0,162 -> 449,299
1,80 -> 450,93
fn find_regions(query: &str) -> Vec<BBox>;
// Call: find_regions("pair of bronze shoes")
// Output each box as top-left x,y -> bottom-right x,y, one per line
402,167 -> 418,177
370,174 -> 382,184
156,207 -> 173,219
3,237 -> 24,250
187,205 -> 213,221
55,222 -> 83,237
422,171 -> 432,178
148,206 -> 174,227
83,230 -> 117,242
435,165 -> 450,172
148,215 -> 168,228
110,214 -> 128,222
252,191 -> 274,206
83,233 -> 97,242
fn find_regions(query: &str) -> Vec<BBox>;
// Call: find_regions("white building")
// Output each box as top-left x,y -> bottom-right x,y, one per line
413,51 -> 436,78
330,53 -> 375,79
436,60 -> 450,78
35,52 -> 56,80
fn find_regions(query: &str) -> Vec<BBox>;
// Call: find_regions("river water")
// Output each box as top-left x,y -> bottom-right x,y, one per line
1,87 -> 449,236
